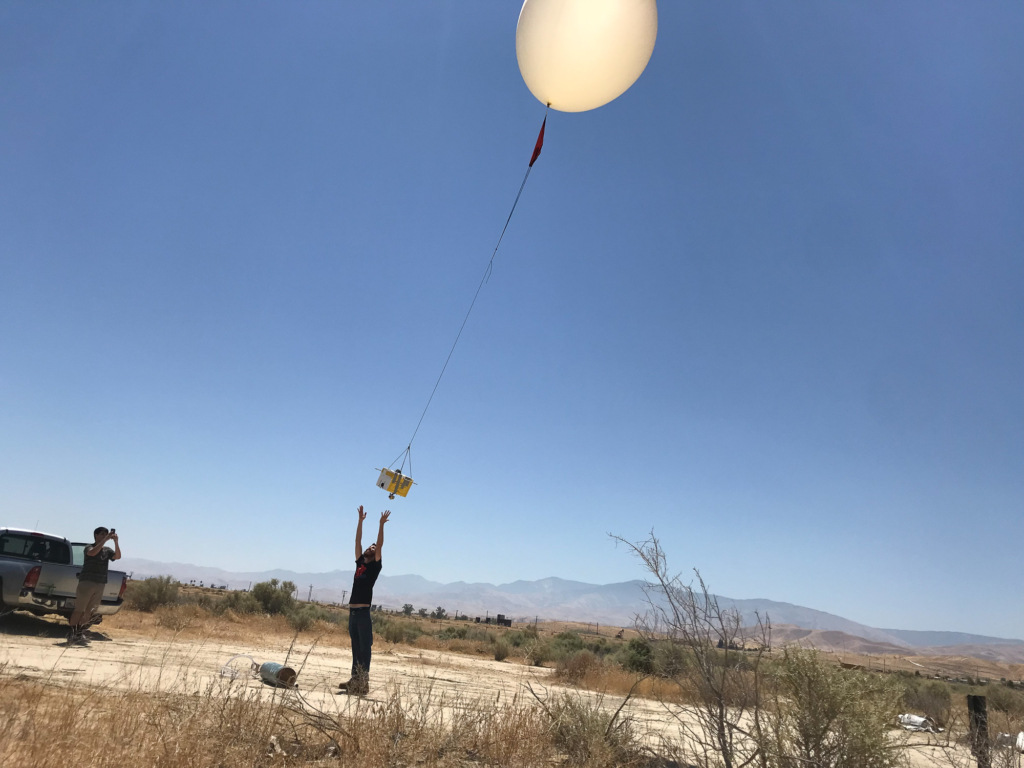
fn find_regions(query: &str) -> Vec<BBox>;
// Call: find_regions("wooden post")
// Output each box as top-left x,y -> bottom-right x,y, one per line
967,695 -> 991,768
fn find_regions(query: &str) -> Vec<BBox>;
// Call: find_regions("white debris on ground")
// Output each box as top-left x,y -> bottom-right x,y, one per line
995,732 -> 1024,753
899,714 -> 943,733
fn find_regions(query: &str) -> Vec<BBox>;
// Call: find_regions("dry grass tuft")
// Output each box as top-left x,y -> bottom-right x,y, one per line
0,653 -> 657,768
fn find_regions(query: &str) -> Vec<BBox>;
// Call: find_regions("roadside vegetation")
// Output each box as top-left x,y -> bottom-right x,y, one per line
0,662 -> 651,768
113,570 -> 1024,767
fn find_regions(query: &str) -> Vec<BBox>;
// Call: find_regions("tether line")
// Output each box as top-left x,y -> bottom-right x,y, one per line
393,109 -> 548,465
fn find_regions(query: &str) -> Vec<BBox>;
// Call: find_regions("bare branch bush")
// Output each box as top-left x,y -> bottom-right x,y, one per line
614,531 -> 926,768
612,531 -> 770,768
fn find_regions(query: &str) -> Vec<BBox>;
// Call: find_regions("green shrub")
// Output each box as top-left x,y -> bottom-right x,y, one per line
902,679 -> 952,726
584,636 -> 615,657
382,621 -> 405,644
494,639 -> 510,661
439,626 -> 468,641
251,579 -> 296,615
401,604 -> 414,617
287,607 -> 316,632
155,603 -> 203,631
217,590 -> 261,615
654,640 -> 688,678
619,638 -> 654,675
985,683 -> 1024,717
526,640 -> 551,667
758,648 -> 906,768
503,630 -> 527,648
287,604 -> 343,632
544,691 -> 643,766
376,617 -> 423,645
556,650 -> 601,684
548,632 -> 586,662
125,576 -> 179,612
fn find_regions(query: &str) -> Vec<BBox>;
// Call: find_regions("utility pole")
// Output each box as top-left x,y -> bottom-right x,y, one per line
342,589 -> 347,605
307,584 -> 313,602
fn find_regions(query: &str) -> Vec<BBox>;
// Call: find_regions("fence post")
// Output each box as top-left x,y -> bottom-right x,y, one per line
967,695 -> 990,768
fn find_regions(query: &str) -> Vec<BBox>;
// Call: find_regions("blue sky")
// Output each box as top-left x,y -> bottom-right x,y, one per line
1,2 -> 1021,637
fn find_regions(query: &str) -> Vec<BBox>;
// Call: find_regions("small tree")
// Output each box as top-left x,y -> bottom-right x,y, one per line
251,579 -> 296,615
431,606 -> 448,620
402,604 -> 414,617
621,637 -> 654,674
417,607 -> 429,618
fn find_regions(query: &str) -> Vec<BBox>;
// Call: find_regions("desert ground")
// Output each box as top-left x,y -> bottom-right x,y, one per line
0,608 -> 977,767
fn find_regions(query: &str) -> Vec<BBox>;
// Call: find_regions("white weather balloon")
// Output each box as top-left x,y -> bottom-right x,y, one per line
516,0 -> 658,113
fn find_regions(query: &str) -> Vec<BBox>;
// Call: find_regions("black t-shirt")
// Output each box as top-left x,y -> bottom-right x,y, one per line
349,558 -> 382,605
79,547 -> 115,584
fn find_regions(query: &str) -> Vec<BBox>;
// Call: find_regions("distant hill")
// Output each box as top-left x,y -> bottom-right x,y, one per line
120,557 -> 1021,655
766,625 -> 910,655
880,628 -> 1024,648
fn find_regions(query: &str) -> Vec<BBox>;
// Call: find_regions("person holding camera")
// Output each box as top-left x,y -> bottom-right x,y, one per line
67,526 -> 121,645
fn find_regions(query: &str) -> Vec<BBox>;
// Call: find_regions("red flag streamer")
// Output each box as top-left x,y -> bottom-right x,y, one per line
529,116 -> 546,167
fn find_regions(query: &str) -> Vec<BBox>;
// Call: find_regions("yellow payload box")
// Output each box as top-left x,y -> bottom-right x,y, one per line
376,468 -> 414,499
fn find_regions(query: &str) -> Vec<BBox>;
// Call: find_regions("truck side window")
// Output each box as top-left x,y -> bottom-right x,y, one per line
71,544 -> 86,566
0,535 -> 71,564
0,534 -> 33,559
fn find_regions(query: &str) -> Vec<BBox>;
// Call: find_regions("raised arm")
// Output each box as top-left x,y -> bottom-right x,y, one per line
110,532 -> 121,561
85,534 -> 110,557
374,510 -> 390,562
355,505 -> 366,561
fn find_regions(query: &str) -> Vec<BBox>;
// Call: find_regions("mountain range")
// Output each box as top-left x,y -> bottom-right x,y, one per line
120,557 -> 1023,656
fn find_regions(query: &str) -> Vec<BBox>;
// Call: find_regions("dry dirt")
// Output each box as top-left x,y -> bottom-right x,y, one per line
0,612 -> 966,767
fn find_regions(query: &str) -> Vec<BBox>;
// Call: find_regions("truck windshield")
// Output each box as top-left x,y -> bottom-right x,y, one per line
0,534 -> 71,564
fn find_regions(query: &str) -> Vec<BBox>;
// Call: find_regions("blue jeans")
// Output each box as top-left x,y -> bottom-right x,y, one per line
348,608 -> 373,680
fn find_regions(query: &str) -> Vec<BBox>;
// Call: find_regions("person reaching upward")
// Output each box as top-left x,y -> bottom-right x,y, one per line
339,505 -> 389,695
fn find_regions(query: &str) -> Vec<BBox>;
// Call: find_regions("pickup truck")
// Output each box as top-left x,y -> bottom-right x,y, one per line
0,528 -> 127,620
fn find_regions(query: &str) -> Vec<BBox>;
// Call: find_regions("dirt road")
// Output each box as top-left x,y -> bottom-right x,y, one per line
0,613 -> 958,767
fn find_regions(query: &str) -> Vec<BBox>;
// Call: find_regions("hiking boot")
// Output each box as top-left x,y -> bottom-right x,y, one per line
337,677 -> 368,696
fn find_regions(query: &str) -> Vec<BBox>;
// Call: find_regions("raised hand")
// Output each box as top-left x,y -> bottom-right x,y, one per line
380,510 -> 391,525
357,505 -> 367,522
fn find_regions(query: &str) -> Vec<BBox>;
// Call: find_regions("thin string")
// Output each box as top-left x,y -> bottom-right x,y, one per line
396,108 -> 549,462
